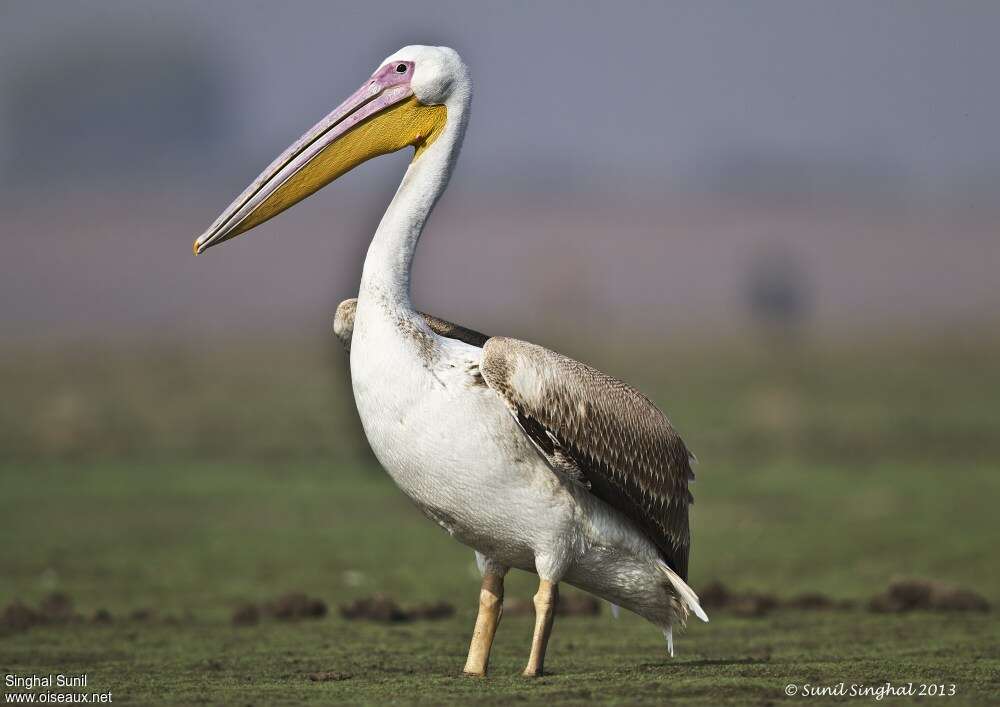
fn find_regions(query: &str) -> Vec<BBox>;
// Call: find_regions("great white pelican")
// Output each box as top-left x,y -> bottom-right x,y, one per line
194,45 -> 706,677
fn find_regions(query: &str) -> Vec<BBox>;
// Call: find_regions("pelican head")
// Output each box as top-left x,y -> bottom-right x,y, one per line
193,45 -> 469,255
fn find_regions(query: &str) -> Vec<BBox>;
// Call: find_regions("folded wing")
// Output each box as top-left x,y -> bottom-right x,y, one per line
480,337 -> 695,580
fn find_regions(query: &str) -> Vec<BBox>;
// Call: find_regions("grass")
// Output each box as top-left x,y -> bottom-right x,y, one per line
3,613 -> 996,704
1,337 -> 998,703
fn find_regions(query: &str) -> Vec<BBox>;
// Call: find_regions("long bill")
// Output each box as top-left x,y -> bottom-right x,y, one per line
193,62 -> 446,255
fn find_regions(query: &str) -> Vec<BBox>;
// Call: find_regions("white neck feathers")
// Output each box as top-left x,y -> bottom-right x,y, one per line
360,93 -> 470,308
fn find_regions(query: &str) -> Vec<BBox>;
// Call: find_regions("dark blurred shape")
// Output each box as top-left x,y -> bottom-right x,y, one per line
231,593 -> 329,624
231,603 -> 260,626
38,591 -> 75,621
1,602 -> 42,633
408,600 -> 456,620
701,578 -> 991,616
727,592 -> 779,618
698,581 -> 853,617
2,23 -> 227,185
308,672 -> 353,682
698,580 -> 731,610
265,592 -> 328,620
502,591 -> 601,617
340,594 -> 408,622
0,593 -> 83,634
745,244 -> 812,341
869,578 -> 990,613
555,593 -> 602,617
339,594 -> 455,622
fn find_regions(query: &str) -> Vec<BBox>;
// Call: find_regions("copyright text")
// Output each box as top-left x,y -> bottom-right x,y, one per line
784,682 -> 956,700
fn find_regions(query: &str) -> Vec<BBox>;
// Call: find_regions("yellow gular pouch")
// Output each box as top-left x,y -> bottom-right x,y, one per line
236,97 -> 447,236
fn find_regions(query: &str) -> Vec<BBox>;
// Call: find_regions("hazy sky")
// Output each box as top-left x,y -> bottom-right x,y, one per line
1,2 -> 997,342
2,1 -> 1000,194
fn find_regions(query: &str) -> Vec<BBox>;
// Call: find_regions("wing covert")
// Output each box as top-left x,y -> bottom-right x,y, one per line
481,337 -> 695,579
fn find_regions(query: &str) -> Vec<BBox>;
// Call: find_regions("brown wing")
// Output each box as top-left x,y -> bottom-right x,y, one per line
481,337 -> 695,580
333,298 -> 489,352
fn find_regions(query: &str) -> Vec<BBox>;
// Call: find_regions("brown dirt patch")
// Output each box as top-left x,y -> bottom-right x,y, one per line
307,671 -> 353,682
503,592 -> 601,617
231,603 -> 261,626
266,592 -> 327,620
869,578 -> 990,613
1,593 -> 84,634
697,582 -> 783,617
698,578 -> 989,617
231,592 -> 327,625
338,594 -> 454,623
698,581 -> 851,617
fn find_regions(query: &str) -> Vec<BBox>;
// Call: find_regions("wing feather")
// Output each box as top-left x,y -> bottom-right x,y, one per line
481,337 -> 695,579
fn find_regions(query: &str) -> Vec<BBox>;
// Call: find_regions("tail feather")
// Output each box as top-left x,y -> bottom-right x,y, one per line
658,560 -> 709,623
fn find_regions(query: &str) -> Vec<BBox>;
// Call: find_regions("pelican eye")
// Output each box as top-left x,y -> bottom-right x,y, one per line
395,63 -> 408,73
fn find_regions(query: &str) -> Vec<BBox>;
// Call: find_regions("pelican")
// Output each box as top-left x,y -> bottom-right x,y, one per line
194,45 -> 707,676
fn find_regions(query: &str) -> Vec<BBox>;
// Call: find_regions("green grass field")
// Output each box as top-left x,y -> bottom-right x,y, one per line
1,337 -> 998,704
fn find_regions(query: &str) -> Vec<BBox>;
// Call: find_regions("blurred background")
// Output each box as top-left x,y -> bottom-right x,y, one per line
1,0 -> 998,666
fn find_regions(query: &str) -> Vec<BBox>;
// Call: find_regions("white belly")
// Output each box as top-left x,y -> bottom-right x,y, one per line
349,302 -> 569,570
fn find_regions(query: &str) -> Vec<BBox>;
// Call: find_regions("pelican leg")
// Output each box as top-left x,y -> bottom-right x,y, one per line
522,579 -> 559,677
463,570 -> 505,676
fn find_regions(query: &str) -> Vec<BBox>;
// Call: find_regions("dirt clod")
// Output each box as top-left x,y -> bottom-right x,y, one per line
698,581 -> 731,609
308,671 -> 352,682
2,602 -> 43,632
730,592 -> 780,617
558,593 -> 602,616
231,593 -> 328,627
266,593 -> 327,620
869,578 -> 990,613
696,582 -> 781,617
502,592 -> 602,617
501,599 -> 532,617
39,592 -> 76,620
697,581 -> 847,617
339,595 -> 456,623
231,603 -> 261,626
697,577 -> 990,616
339,595 -> 410,622
407,601 -> 455,620
2,594 -> 86,634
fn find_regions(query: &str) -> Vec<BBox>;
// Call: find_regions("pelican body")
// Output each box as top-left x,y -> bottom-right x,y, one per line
195,46 -> 706,677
